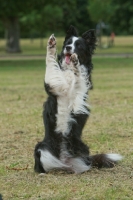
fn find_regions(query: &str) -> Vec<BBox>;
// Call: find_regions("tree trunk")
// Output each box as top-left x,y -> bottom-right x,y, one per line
40,32 -> 44,48
40,37 -> 44,48
4,17 -> 21,53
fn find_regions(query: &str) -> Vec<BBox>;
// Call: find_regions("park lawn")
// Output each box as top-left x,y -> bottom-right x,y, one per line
0,58 -> 133,200
0,36 -> 133,55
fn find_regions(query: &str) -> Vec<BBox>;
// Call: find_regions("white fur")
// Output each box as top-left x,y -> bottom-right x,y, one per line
62,37 -> 78,70
55,65 -> 89,135
60,142 -> 91,174
55,95 -> 75,135
68,157 -> 91,174
63,36 -> 78,55
45,35 -> 90,136
45,59 -> 69,96
39,149 -> 91,174
72,65 -> 90,114
55,69 -> 78,135
39,150 -> 68,172
106,154 -> 123,161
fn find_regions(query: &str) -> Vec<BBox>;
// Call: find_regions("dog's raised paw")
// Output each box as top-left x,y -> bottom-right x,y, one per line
70,53 -> 79,66
48,34 -> 56,48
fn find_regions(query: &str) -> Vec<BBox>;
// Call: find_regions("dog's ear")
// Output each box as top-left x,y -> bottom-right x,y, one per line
82,29 -> 96,54
63,25 -> 78,44
82,29 -> 96,44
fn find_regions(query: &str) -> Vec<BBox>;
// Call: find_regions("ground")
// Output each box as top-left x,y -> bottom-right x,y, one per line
0,57 -> 133,199
1,36 -> 133,56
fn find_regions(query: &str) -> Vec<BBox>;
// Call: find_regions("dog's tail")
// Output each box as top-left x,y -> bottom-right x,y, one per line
90,153 -> 123,168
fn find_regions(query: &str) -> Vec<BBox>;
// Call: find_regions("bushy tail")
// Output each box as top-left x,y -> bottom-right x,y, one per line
90,153 -> 123,168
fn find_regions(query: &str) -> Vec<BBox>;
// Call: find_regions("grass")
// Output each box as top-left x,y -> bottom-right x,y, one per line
1,36 -> 133,56
0,58 -> 133,200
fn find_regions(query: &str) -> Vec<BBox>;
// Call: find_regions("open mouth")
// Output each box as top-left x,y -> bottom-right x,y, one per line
65,53 -> 71,65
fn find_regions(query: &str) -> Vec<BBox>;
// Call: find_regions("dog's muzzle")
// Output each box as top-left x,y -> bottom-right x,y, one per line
64,46 -> 73,65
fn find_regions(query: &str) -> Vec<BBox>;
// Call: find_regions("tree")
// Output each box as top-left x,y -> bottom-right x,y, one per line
89,0 -> 114,23
89,0 -> 133,35
58,0 -> 78,32
20,5 -> 63,47
76,0 -> 93,34
0,0 -> 61,52
89,0 -> 115,47
111,0 -> 133,35
0,0 -> 32,52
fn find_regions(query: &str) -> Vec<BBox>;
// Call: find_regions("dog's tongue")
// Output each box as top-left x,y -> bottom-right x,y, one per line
65,54 -> 71,65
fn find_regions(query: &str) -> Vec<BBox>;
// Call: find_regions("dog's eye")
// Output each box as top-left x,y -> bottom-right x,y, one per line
67,41 -> 72,45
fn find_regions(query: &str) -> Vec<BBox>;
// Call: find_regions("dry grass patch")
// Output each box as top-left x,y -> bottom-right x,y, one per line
0,58 -> 133,200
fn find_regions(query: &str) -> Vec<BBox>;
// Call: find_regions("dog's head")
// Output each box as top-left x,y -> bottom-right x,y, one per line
59,25 -> 96,66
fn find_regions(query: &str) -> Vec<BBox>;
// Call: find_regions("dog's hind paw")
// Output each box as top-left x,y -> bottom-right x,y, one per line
48,34 -> 56,48
38,173 -> 45,176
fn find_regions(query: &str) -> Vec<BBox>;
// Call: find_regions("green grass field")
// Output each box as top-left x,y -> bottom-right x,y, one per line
0,36 -> 133,56
0,58 -> 133,200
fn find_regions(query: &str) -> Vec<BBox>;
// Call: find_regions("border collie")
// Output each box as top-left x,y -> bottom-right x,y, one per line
34,26 -> 122,174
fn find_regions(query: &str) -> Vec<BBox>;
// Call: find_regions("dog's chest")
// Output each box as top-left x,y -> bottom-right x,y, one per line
55,67 -> 89,136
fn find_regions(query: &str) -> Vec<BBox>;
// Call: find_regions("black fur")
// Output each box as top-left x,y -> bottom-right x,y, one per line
34,26 -> 121,173
58,25 -> 96,89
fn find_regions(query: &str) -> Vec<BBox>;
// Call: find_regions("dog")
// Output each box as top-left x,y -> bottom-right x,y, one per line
34,25 -> 122,174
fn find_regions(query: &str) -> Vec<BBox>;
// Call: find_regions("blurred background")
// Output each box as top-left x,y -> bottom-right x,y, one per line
0,0 -> 133,56
0,1 -> 133,199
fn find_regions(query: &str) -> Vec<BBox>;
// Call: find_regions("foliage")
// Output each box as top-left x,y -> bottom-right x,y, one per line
89,0 -> 133,35
0,0 -> 133,42
89,0 -> 114,23
0,0 -> 97,39
76,0 -> 94,34
59,0 -> 78,32
0,0 -> 33,18
111,0 -> 133,34
0,21 -> 4,37
20,5 -> 63,38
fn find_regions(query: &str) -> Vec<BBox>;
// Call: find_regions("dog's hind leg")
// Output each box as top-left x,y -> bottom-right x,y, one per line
34,148 -> 46,173
68,157 -> 91,174
37,149 -> 69,172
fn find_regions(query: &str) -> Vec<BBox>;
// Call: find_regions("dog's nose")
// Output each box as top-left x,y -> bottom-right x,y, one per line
66,46 -> 72,51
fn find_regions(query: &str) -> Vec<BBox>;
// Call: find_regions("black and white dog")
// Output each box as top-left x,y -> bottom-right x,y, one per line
34,26 -> 122,174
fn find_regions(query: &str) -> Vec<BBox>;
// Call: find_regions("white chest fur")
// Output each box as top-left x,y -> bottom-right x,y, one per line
55,65 -> 90,136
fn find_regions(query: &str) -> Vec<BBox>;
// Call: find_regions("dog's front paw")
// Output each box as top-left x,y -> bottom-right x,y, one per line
70,53 -> 79,66
48,34 -> 56,48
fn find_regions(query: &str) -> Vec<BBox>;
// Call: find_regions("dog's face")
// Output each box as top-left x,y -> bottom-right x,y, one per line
63,36 -> 86,65
61,25 -> 96,66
